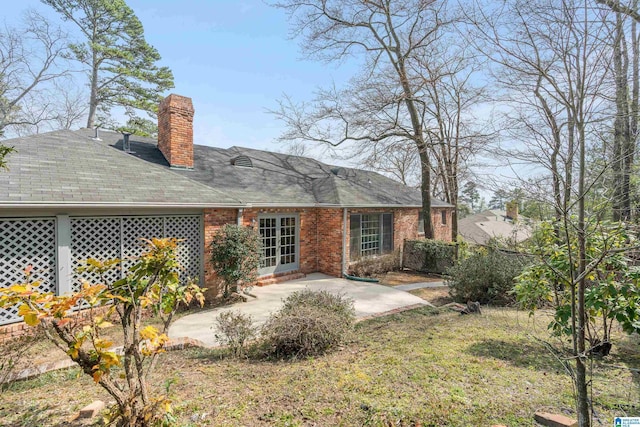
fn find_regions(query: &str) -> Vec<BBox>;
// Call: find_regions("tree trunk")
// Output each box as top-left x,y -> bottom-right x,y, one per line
86,49 -> 99,128
419,149 -> 434,239
577,111 -> 591,427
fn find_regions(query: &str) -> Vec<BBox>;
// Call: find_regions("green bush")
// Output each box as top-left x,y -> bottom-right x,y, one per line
261,290 -> 355,358
403,239 -> 456,274
348,251 -> 400,278
214,310 -> 256,358
209,224 -> 261,297
446,249 -> 530,305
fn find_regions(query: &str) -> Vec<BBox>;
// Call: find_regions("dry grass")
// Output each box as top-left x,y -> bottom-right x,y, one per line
1,307 -> 638,426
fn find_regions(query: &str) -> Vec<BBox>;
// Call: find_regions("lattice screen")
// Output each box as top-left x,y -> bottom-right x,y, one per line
122,217 -> 163,273
71,217 -> 122,291
164,216 -> 202,281
70,215 -> 202,287
0,218 -> 57,325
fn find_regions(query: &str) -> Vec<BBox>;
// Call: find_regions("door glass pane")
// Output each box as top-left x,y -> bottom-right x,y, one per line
280,216 -> 296,265
259,217 -> 277,268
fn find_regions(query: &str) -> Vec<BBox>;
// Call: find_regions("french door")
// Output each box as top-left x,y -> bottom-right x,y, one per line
258,214 -> 299,275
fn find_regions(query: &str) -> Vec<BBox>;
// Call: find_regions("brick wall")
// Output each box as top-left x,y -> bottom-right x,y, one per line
431,207 -> 453,242
316,209 -> 343,277
242,207 -> 318,275
157,94 -> 194,168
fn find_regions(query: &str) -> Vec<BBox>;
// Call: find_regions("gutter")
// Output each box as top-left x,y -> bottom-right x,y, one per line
0,202 -> 244,209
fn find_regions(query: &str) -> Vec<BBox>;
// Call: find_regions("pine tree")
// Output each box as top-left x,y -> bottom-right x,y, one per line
42,0 -> 174,128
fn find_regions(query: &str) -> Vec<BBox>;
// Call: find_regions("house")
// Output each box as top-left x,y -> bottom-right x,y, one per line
0,94 -> 454,332
458,206 -> 532,246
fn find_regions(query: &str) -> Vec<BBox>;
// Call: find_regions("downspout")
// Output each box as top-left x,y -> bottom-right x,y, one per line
341,207 -> 379,283
341,208 -> 347,276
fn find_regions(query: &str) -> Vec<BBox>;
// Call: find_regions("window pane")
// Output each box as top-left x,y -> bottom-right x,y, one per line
418,211 -> 424,233
441,210 -> 447,225
382,213 -> 393,253
361,214 -> 381,257
350,214 -> 361,260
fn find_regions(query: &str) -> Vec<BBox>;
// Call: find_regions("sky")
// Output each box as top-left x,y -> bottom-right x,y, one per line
2,0 -> 354,153
2,0 -> 516,202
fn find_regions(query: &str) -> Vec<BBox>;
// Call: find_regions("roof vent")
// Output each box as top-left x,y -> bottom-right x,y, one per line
122,132 -> 134,153
231,155 -> 253,168
330,167 -> 348,178
91,127 -> 101,141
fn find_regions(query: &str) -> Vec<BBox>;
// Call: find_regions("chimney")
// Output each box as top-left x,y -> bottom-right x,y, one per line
506,200 -> 518,221
158,94 -> 194,169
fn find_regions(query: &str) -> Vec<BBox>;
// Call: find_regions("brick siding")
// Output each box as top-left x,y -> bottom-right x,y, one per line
431,208 -> 453,242
157,94 -> 194,168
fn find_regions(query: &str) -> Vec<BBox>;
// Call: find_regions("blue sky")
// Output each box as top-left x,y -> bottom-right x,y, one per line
3,0 -> 354,152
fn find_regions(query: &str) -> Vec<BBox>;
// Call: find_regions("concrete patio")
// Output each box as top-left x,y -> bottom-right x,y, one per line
169,273 -> 430,347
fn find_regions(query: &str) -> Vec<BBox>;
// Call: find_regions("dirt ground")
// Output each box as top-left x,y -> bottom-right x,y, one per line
377,270 -> 443,286
409,287 -> 453,306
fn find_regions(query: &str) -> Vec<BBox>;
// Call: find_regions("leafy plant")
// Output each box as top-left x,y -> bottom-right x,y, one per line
261,290 -> 355,358
403,239 -> 456,274
214,310 -> 256,358
446,248 -> 530,305
513,220 -> 640,349
209,224 -> 261,298
0,238 -> 204,426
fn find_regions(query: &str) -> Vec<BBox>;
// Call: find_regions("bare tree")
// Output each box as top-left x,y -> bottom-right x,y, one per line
359,138 -> 420,186
598,0 -> 639,221
0,10 -> 69,136
270,0 -> 474,238
471,1 -> 617,425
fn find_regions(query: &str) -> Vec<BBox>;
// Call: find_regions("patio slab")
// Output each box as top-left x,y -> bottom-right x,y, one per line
169,273 -> 430,347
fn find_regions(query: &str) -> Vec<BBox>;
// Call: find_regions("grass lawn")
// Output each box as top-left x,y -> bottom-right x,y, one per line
1,307 -> 638,426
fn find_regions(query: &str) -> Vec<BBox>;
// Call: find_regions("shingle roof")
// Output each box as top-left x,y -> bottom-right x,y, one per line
0,130 -> 241,207
1,128 -> 453,208
458,210 -> 532,245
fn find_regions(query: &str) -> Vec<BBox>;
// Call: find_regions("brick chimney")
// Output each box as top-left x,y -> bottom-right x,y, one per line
158,94 -> 194,169
506,200 -> 518,221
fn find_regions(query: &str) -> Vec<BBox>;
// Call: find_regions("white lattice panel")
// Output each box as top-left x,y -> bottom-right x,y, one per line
164,216 -> 202,281
122,217 -> 163,273
70,215 -> 202,287
0,218 -> 57,325
71,217 -> 122,291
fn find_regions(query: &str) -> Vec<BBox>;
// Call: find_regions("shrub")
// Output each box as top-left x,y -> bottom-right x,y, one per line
403,239 -> 456,274
261,290 -> 355,358
210,224 -> 261,297
446,249 -> 530,305
348,251 -> 400,278
214,310 -> 256,357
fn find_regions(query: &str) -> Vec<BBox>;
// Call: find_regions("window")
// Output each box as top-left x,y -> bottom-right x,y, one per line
350,213 -> 393,260
441,210 -> 447,225
418,211 -> 424,234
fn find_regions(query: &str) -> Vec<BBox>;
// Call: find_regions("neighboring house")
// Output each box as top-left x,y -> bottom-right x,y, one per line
458,207 -> 532,246
0,94 -> 454,331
